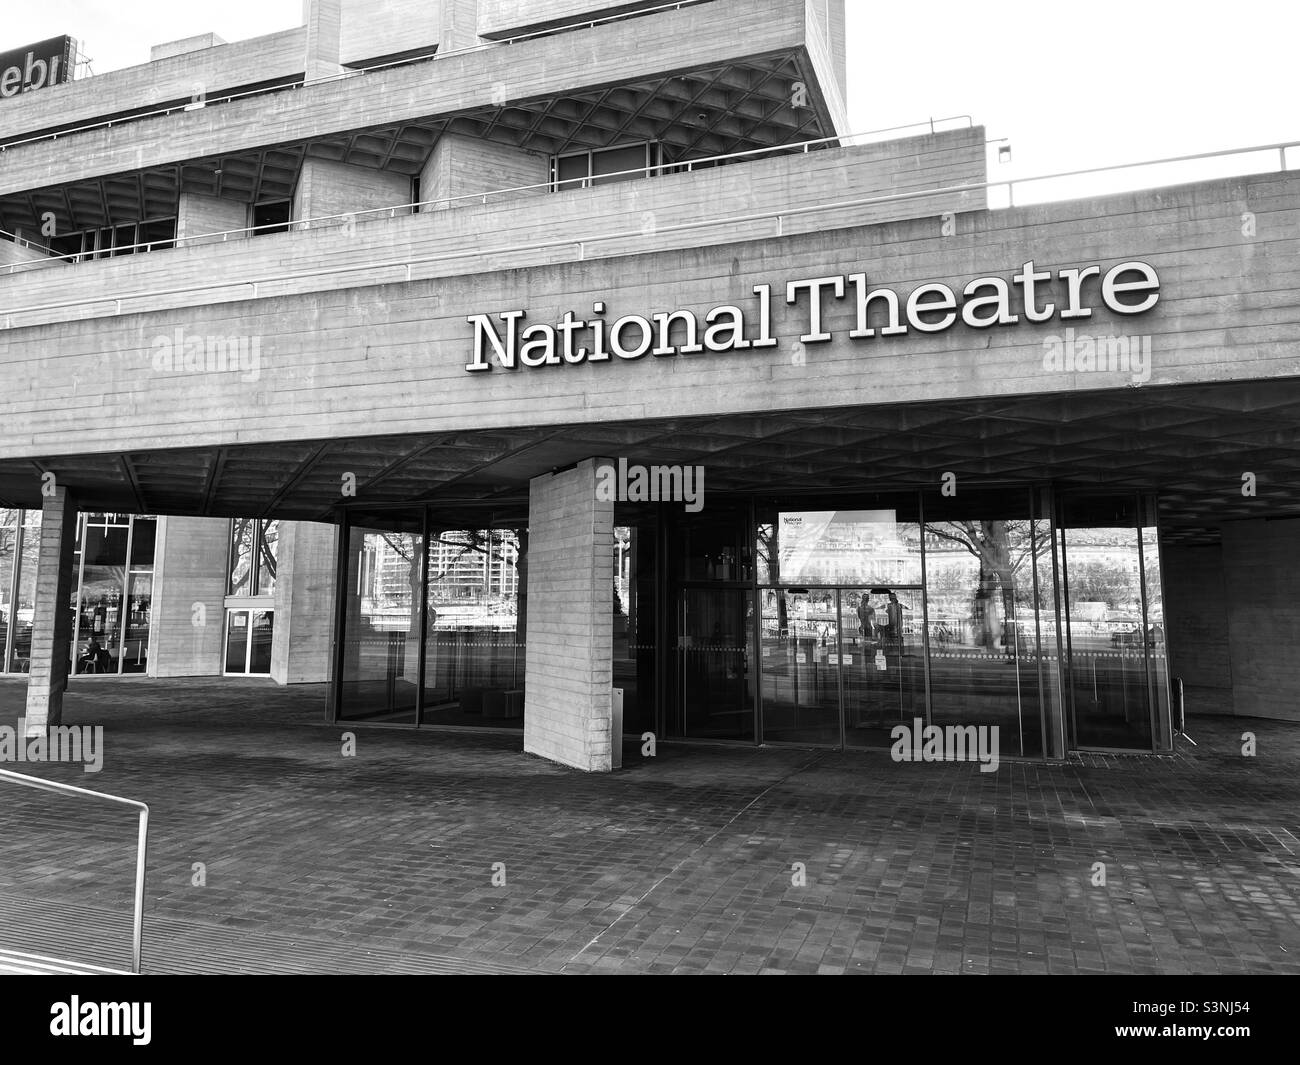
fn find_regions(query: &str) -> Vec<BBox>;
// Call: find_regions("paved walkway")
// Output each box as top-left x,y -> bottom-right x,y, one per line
1,677 -> 1297,974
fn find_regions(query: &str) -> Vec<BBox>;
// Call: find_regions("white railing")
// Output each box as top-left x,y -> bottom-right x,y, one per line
0,765 -> 149,974
2,135 -> 1297,325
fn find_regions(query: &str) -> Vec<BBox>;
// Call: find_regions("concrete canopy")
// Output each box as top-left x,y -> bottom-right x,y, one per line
3,377 -> 1298,545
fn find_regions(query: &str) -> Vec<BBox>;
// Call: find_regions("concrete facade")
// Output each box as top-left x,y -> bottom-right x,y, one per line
292,158 -> 412,227
523,459 -> 615,771
22,488 -> 77,733
271,520 -> 337,684
149,516 -> 230,678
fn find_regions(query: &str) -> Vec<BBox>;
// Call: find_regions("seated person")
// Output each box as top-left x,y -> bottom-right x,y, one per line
78,634 -> 104,674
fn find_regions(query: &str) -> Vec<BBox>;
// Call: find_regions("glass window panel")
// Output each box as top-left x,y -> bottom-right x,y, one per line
14,510 -> 41,672
838,587 -> 925,748
78,565 -> 124,674
0,509 -> 18,673
250,610 -> 274,674
757,494 -> 922,586
591,144 -> 649,185
225,611 -> 250,673
555,153 -> 588,190
257,519 -> 279,596
340,513 -> 423,724
129,517 -> 157,566
1059,494 -> 1153,750
675,501 -> 752,582
673,587 -> 755,741
923,487 -> 1043,758
422,527 -> 526,727
122,572 -> 151,673
82,517 -> 128,566
228,519 -> 256,596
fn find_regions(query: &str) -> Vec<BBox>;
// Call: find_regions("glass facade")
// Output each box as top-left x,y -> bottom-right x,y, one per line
68,513 -> 157,676
333,507 -> 527,728
329,487 -> 1172,757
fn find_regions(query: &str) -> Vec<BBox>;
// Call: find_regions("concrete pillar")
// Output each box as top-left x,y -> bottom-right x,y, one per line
441,0 -> 482,51
23,488 -> 77,735
148,516 -> 229,677
419,133 -> 548,208
176,193 -> 249,248
523,458 -> 615,772
1221,519 -> 1300,722
304,0 -> 344,83
1162,542 -> 1233,717
271,520 -> 338,684
292,158 -> 412,229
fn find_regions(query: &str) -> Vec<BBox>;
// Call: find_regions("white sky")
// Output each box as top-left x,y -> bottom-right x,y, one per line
5,0 -> 1297,204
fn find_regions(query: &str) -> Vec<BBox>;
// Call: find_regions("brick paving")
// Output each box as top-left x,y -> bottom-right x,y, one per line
0,676 -> 1297,974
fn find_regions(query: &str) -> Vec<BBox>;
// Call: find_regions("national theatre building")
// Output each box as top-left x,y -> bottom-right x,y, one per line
1,0 -> 1297,771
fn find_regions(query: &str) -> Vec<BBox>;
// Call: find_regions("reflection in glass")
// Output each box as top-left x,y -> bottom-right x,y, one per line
1060,495 -> 1154,750
257,520 -> 278,596
228,519 -> 256,596
250,610 -> 273,674
421,528 -> 524,727
225,611 -> 249,674
759,588 -> 840,744
340,519 -> 422,723
0,510 -> 17,672
675,587 -> 754,740
839,587 -> 925,748
122,572 -> 152,673
923,489 -> 1044,757
757,497 -> 922,587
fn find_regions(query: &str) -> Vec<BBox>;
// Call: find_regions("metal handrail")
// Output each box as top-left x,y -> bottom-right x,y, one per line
2,134 -> 1296,320
0,0 -> 713,154
0,766 -> 148,974
0,117 -> 976,266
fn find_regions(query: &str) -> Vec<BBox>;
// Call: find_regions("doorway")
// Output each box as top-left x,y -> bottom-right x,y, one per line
751,585 -> 924,747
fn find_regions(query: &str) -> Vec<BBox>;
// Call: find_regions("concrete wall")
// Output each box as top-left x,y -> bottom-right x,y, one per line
22,488 -> 76,731
4,128 -> 987,329
340,0 -> 445,65
293,158 -> 412,227
478,0 -> 677,38
1162,543 -> 1233,716
271,520 -> 337,683
1221,519 -> 1300,722
0,28 -> 306,144
149,516 -> 228,677
151,34 -> 228,62
419,133 -> 548,205
523,458 -> 615,771
0,237 -> 64,271
305,0 -> 344,82
0,0 -> 806,198
0,166 -> 1295,462
176,193 -> 250,247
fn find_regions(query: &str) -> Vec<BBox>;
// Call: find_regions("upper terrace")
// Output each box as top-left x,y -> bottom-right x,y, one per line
0,0 -> 846,253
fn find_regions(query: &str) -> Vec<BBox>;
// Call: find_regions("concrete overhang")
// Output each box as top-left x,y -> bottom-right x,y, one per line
0,0 -> 834,203
1,379 -> 1298,547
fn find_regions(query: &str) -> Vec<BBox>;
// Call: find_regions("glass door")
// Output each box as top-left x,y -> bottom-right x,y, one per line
1058,494 -> 1157,751
838,587 -> 925,748
676,587 -> 754,740
758,588 -> 841,744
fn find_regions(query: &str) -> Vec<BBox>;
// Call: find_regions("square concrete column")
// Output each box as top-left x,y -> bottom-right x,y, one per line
24,487 -> 78,735
304,0 -> 343,82
524,458 -> 616,772
271,520 -> 339,684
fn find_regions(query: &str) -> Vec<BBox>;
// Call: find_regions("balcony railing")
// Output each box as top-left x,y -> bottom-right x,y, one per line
2,133 -> 1297,329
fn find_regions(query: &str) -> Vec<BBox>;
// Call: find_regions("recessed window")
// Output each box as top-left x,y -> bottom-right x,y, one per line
551,142 -> 660,191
